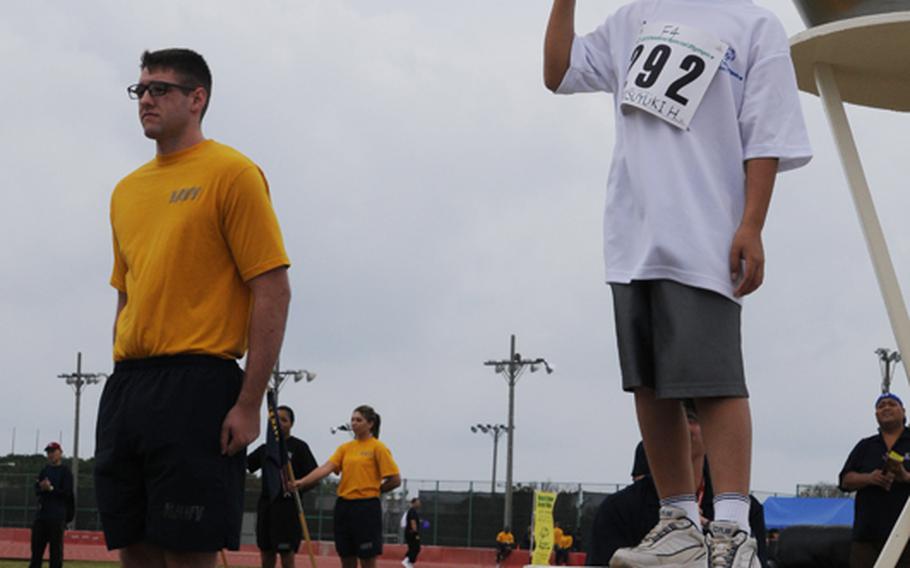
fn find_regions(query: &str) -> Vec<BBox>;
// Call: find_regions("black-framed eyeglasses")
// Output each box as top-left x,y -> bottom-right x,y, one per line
127,81 -> 197,100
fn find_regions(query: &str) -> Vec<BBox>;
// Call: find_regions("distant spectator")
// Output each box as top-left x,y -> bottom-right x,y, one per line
402,498 -> 422,567
552,523 -> 564,564
555,531 -> 574,565
587,407 -> 767,566
30,442 -> 73,568
766,528 -> 780,568
839,393 -> 910,567
496,527 -> 515,567
631,442 -> 649,481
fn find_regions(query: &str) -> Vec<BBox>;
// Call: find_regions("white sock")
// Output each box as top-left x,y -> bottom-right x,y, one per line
660,494 -> 701,527
713,493 -> 751,535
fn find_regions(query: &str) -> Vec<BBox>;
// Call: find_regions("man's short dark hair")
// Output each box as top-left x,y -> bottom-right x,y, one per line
140,48 -> 212,119
277,405 -> 295,425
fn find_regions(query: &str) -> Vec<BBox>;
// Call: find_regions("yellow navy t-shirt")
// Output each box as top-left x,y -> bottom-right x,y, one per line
110,139 -> 290,361
329,437 -> 399,500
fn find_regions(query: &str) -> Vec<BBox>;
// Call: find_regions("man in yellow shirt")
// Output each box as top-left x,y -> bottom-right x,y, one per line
496,528 -> 515,567
94,48 -> 291,568
554,532 -> 573,565
552,523 -> 564,563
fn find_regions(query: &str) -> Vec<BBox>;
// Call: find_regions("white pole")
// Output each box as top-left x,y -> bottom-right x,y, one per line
814,62 -> 910,568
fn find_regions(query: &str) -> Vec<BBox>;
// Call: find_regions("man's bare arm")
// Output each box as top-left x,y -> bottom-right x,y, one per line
113,291 -> 127,344
730,157 -> 778,297
544,0 -> 576,92
842,470 -> 894,491
220,266 -> 291,456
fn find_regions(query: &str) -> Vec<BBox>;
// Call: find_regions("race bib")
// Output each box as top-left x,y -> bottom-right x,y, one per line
621,22 -> 728,130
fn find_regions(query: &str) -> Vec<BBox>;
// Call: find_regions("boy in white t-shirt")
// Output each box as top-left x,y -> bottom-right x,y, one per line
544,1 -> 811,567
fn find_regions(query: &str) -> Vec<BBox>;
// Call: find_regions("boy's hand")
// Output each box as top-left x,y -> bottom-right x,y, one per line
730,225 -> 765,297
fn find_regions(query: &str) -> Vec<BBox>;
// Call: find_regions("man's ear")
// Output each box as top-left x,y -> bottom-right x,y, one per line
192,88 -> 208,115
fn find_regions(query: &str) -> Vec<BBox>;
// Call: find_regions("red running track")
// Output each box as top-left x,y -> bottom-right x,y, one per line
0,528 -> 585,567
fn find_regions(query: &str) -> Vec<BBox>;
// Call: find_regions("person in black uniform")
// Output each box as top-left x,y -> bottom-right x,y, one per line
29,441 -> 73,568
248,405 -> 319,568
402,498 -> 421,567
839,393 -> 910,568
586,406 -> 767,566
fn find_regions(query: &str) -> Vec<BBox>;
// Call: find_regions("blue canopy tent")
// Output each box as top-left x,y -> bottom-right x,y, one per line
763,497 -> 854,529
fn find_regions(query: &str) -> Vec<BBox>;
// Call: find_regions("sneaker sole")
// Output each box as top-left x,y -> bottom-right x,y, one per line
609,548 -> 707,568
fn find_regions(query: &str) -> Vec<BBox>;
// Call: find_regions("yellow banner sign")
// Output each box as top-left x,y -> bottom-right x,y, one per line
531,490 -> 557,565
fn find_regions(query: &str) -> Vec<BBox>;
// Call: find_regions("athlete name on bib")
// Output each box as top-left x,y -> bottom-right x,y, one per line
621,22 -> 728,130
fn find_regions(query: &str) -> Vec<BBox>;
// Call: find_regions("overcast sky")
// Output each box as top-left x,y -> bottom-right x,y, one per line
2,1 -> 910,497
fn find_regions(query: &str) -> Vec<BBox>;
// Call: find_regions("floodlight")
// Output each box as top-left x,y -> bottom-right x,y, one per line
294,370 -> 317,383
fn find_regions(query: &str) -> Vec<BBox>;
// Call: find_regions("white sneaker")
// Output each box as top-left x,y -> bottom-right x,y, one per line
609,506 -> 707,568
706,521 -> 760,568
401,559 -> 412,568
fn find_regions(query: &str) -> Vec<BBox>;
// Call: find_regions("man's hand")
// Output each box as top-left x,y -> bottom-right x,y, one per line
730,224 -> 765,297
38,478 -> 52,492
868,469 -> 895,491
733,157 -> 777,297
220,400 -> 260,456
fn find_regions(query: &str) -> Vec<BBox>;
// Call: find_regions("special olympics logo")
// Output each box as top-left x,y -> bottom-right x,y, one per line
724,47 -> 736,63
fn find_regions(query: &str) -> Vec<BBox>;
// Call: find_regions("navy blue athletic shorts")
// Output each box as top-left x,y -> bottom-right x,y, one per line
256,496 -> 302,552
333,497 -> 383,559
94,355 -> 246,551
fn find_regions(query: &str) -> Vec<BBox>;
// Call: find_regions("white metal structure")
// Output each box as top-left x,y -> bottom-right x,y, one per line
790,10 -> 910,568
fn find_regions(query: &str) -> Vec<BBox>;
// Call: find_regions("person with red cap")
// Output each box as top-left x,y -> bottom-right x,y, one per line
29,441 -> 73,568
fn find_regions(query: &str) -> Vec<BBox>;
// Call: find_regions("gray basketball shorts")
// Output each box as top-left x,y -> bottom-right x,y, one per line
610,279 -> 747,399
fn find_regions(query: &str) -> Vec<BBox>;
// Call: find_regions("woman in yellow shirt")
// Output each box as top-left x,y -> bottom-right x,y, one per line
294,405 -> 401,568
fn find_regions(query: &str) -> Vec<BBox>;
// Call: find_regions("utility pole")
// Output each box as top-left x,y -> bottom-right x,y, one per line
58,352 -> 107,528
484,334 -> 553,530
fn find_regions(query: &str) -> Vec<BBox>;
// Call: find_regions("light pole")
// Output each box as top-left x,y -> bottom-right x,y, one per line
331,423 -> 354,437
483,334 -> 553,530
876,347 -> 902,393
270,357 -> 316,405
470,423 -> 509,493
58,352 -> 107,528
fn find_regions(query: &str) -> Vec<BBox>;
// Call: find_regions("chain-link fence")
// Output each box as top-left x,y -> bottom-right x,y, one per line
395,479 -> 626,550
3,473 -> 795,549
1,473 -> 625,549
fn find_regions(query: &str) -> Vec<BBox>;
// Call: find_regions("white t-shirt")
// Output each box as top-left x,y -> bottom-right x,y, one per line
557,0 -> 812,301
